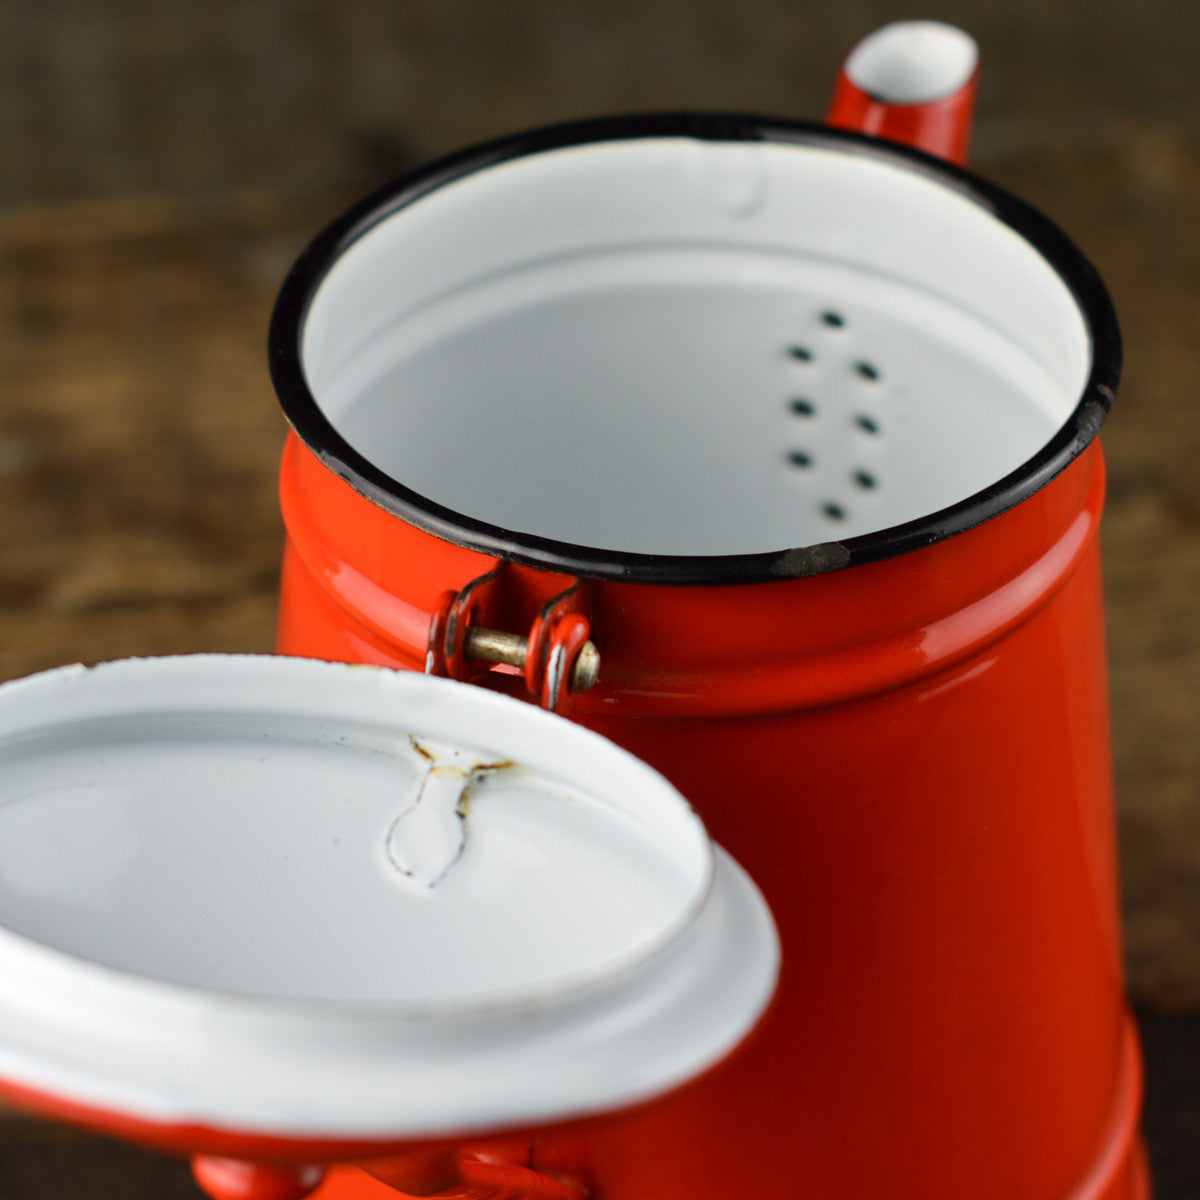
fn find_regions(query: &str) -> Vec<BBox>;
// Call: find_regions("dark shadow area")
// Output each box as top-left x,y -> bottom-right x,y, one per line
1140,1007 -> 1200,1198
0,1118 -> 198,1199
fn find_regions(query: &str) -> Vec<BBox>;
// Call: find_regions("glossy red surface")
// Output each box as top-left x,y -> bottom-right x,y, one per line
826,54 -> 978,164
277,426 -> 1146,1199
192,1157 -> 326,1200
265,38 -> 1144,1195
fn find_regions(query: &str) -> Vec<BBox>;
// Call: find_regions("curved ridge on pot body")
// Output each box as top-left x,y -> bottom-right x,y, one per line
270,118 -> 1144,1200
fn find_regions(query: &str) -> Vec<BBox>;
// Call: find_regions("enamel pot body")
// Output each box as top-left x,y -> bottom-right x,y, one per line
269,111 -> 1145,1199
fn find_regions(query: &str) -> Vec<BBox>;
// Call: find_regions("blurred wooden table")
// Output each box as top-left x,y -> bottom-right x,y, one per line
0,190 -> 292,677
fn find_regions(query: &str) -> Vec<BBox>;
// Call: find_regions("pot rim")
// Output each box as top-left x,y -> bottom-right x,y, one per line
269,112 -> 1121,585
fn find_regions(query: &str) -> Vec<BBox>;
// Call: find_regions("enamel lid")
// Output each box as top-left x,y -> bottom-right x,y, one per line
0,655 -> 777,1142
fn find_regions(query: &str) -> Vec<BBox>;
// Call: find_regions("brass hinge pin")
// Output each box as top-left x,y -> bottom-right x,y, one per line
464,626 -> 600,693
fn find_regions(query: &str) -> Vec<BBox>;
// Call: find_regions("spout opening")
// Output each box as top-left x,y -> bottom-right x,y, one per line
845,21 -> 978,106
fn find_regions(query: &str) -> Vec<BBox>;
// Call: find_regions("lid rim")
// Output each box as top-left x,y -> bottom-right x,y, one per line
0,656 -> 777,1142
0,848 -> 777,1142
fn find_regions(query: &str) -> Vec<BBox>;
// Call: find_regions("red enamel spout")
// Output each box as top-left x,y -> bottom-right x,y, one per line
826,20 -> 978,165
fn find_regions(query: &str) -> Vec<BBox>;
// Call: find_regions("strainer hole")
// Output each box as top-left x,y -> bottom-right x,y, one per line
821,310 -> 846,328
855,361 -> 881,382
821,501 -> 847,521
854,414 -> 881,435
787,450 -> 813,469
853,470 -> 878,490
789,397 -> 817,417
788,345 -> 814,363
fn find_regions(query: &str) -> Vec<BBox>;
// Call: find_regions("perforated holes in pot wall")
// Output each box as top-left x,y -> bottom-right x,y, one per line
784,308 -> 886,531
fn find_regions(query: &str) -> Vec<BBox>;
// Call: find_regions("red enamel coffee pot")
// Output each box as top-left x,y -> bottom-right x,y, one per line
0,21 -> 1146,1200
268,19 -> 1144,1200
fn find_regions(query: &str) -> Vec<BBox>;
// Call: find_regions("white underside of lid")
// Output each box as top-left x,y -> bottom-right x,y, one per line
0,656 -> 778,1138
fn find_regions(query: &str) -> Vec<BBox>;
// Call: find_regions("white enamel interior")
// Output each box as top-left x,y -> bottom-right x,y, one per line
301,136 -> 1090,557
844,21 -> 978,104
0,657 -> 778,1136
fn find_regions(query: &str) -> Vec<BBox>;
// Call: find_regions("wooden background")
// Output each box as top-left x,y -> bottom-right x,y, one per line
0,1 -> 1197,1194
